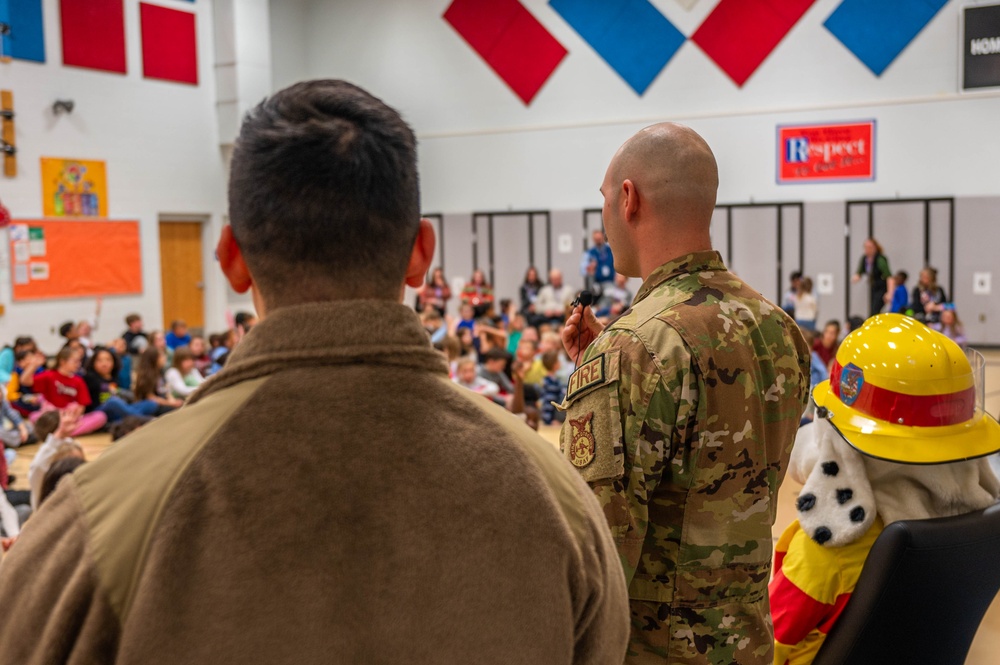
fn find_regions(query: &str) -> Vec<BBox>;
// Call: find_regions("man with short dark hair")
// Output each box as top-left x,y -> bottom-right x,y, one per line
0,80 -> 629,664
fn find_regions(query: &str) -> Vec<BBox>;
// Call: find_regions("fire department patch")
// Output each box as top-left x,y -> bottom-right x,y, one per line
840,363 -> 864,406
568,412 -> 596,468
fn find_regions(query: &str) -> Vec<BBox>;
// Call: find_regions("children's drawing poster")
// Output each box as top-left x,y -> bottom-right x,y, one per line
40,157 -> 108,218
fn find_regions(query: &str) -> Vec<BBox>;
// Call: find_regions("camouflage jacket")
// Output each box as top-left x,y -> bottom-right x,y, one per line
560,251 -> 809,664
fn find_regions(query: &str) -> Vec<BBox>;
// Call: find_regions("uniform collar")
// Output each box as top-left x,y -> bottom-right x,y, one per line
632,251 -> 727,306
190,300 -> 447,404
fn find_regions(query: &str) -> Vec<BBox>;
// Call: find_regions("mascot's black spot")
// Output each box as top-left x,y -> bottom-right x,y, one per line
850,506 -> 866,523
836,488 -> 853,505
822,461 -> 840,477
797,494 -> 816,511
813,527 -> 833,545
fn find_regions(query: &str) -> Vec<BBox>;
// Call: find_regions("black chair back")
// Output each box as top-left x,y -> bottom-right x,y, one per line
813,503 -> 1000,665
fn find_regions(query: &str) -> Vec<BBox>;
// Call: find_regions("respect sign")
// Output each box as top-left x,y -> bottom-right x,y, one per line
777,121 -> 875,184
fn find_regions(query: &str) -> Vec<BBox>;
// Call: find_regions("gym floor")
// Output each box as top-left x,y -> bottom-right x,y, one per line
8,350 -> 1000,662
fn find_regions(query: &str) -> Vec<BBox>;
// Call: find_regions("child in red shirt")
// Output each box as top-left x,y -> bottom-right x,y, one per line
29,347 -> 106,436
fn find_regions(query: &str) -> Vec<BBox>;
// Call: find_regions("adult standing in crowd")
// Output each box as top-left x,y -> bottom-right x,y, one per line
581,228 -> 615,295
561,122 -> 810,664
0,80 -> 628,664
851,237 -> 891,318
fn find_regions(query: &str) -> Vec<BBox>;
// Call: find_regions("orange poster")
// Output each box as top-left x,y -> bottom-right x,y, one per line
9,219 -> 142,300
40,157 -> 109,218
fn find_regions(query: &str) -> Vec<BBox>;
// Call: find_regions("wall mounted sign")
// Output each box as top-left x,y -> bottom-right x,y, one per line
777,120 -> 875,184
40,157 -> 108,217
9,219 -> 141,300
963,3 -> 1000,90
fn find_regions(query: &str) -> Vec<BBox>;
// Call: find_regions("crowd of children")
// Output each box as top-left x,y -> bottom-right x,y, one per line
424,290 -> 576,430
0,309 -> 258,544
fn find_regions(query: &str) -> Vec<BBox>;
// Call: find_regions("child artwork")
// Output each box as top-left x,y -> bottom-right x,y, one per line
40,158 -> 108,218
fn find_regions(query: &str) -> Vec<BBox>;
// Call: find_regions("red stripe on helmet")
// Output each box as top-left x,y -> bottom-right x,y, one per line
830,361 -> 976,427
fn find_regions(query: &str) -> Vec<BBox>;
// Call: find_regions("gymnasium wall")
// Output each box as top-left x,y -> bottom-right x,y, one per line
0,0 -> 231,350
272,0 -> 1000,344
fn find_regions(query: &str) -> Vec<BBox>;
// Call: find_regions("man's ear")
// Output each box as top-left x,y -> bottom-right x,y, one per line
621,179 -> 639,222
404,218 -> 436,289
216,225 -> 253,293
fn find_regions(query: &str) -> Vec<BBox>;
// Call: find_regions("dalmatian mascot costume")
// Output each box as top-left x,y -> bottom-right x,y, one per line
769,314 -> 1000,665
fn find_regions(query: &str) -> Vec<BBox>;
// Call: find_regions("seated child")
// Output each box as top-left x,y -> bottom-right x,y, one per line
207,330 -> 235,376
29,408 -> 87,511
0,336 -> 37,387
930,304 -> 968,350
165,320 -> 192,351
434,335 -> 463,379
508,359 -> 537,430
478,348 -> 514,397
8,347 -> 46,417
517,339 -> 545,386
164,347 -> 205,400
539,351 -> 565,425
189,336 -> 212,377
29,347 -> 107,436
887,270 -> 909,314
452,358 -> 499,400
134,348 -> 183,415
0,389 -> 32,452
84,346 -> 158,422
110,415 -> 153,442
769,315 -> 1000,665
38,456 -> 87,507
420,309 -> 448,346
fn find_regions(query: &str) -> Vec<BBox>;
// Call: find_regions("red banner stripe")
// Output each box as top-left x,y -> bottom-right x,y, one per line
830,362 -> 975,427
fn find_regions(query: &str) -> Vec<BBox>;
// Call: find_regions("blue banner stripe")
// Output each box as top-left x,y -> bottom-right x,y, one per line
550,0 -> 686,95
1,0 -> 45,63
824,0 -> 948,76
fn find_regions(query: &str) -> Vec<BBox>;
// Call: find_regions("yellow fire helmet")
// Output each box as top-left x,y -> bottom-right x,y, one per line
812,313 -> 1000,464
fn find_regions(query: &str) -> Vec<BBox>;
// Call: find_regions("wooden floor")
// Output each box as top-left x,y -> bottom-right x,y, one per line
7,351 -> 1000,662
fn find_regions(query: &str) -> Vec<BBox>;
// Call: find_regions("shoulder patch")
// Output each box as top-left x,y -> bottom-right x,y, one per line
566,354 -> 605,401
568,412 -> 596,468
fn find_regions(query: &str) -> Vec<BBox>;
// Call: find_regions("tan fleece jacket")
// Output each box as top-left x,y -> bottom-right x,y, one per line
0,301 -> 628,664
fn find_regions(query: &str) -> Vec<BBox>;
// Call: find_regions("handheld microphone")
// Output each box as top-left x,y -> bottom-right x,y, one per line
570,290 -> 594,371
572,290 -> 594,308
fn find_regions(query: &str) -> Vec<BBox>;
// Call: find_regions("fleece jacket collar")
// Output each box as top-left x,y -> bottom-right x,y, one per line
189,300 -> 447,406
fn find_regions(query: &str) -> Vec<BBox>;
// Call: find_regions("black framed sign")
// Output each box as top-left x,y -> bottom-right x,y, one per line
964,3 -> 1000,90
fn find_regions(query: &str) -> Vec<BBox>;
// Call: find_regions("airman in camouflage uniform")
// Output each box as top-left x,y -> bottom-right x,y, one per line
561,124 -> 810,664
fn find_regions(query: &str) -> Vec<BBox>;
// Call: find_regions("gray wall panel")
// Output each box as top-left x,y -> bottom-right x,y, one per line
872,203 -> 924,297
848,204 -> 871,321
730,207 -> 780,302
803,202 -> 846,328
781,205 -> 803,302
443,213 -> 474,316
488,214 -> 532,308
954,197 -> 1000,346
551,209 -> 587,295
929,201 -> 953,299
710,208 -> 729,266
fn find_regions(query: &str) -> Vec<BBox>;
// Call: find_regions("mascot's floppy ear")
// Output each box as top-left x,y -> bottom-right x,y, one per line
795,418 -> 876,547
789,421 -> 822,485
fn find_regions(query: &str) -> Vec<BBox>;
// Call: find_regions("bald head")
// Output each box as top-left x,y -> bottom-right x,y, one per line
600,123 -> 718,277
609,123 -> 718,231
